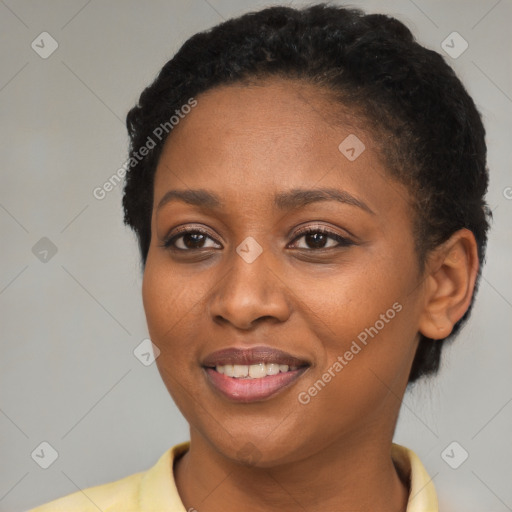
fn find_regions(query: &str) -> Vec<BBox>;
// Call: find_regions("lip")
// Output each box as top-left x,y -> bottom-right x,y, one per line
201,345 -> 310,403
201,345 -> 310,367
203,366 -> 309,403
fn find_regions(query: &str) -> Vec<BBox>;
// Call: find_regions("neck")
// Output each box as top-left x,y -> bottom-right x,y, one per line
174,425 -> 409,512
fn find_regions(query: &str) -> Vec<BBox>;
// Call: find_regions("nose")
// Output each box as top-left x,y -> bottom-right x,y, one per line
208,246 -> 292,330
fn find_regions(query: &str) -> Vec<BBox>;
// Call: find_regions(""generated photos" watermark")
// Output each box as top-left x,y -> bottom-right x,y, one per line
298,302 -> 403,405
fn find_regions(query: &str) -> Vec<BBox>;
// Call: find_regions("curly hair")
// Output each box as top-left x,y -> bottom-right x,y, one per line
122,3 -> 491,384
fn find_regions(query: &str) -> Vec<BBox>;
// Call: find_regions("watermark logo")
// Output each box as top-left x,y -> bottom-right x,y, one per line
31,32 -> 58,59
236,442 -> 262,466
32,237 -> 58,263
441,31 -> 468,59
31,441 -> 59,469
441,441 -> 469,469
134,338 -> 161,366
338,134 -> 366,161
236,236 -> 263,263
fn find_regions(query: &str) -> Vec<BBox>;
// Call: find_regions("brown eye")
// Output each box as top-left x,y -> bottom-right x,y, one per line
179,232 -> 207,249
303,232 -> 329,249
163,228 -> 221,251
290,227 -> 353,250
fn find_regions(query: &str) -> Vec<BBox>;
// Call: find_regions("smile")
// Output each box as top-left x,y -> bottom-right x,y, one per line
201,345 -> 311,402
215,362 -> 300,378
204,365 -> 308,403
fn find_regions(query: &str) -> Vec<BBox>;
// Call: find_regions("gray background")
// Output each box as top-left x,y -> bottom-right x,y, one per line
0,1 -> 511,511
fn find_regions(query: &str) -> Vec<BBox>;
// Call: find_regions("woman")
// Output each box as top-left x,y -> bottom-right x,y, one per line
30,3 -> 490,511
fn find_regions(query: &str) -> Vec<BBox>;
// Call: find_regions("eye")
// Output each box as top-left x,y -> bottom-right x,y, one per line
161,226 -> 222,251
161,224 -> 353,252
288,226 -> 353,250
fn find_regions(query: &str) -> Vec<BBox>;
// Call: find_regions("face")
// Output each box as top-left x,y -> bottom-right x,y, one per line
142,78 -> 427,467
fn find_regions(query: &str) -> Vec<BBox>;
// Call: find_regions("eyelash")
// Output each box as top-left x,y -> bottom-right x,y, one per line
292,225 -> 353,249
161,225 -> 353,252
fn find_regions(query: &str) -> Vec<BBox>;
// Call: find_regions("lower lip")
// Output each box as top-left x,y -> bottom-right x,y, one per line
204,367 -> 308,403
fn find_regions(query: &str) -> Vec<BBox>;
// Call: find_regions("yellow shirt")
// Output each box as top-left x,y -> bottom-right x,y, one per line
28,442 -> 438,511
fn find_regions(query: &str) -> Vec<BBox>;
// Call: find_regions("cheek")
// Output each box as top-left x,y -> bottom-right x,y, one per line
299,276 -> 415,389
293,302 -> 417,447
142,253 -> 191,351
288,248 -> 415,338
291,248 -> 420,400
142,255 -> 205,410
141,251 -> 217,367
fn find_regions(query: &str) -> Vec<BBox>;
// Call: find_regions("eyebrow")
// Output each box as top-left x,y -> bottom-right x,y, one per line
157,187 -> 375,215
157,189 -> 222,211
274,188 -> 375,215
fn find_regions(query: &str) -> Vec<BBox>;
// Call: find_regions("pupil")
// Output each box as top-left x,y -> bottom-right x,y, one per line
184,233 -> 204,248
306,232 -> 326,248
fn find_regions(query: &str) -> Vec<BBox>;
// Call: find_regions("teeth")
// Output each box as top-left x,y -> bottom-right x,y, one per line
266,363 -> 280,375
249,363 -> 266,378
215,363 -> 299,379
233,364 -> 248,378
224,364 -> 235,377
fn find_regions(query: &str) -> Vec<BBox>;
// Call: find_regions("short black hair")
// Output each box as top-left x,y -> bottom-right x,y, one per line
122,3 -> 491,384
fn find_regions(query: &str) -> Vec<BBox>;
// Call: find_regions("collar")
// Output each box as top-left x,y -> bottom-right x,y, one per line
138,441 -> 438,511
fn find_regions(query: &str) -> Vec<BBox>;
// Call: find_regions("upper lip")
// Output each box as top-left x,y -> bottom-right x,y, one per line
202,346 -> 310,367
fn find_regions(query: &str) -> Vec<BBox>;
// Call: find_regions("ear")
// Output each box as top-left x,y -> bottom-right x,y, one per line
418,228 -> 480,340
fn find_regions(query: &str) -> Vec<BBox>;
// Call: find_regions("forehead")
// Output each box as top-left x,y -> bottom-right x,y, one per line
153,78 -> 410,218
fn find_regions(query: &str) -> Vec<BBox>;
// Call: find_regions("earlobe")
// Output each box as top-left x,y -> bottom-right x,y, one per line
418,229 -> 479,340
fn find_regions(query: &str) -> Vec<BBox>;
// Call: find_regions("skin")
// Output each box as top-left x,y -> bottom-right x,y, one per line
142,78 -> 479,512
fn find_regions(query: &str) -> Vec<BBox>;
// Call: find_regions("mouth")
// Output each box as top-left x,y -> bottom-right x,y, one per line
201,346 -> 310,403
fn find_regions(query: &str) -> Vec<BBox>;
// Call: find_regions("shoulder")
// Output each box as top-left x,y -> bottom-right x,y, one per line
391,443 -> 439,512
27,442 -> 190,512
26,470 -> 145,511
